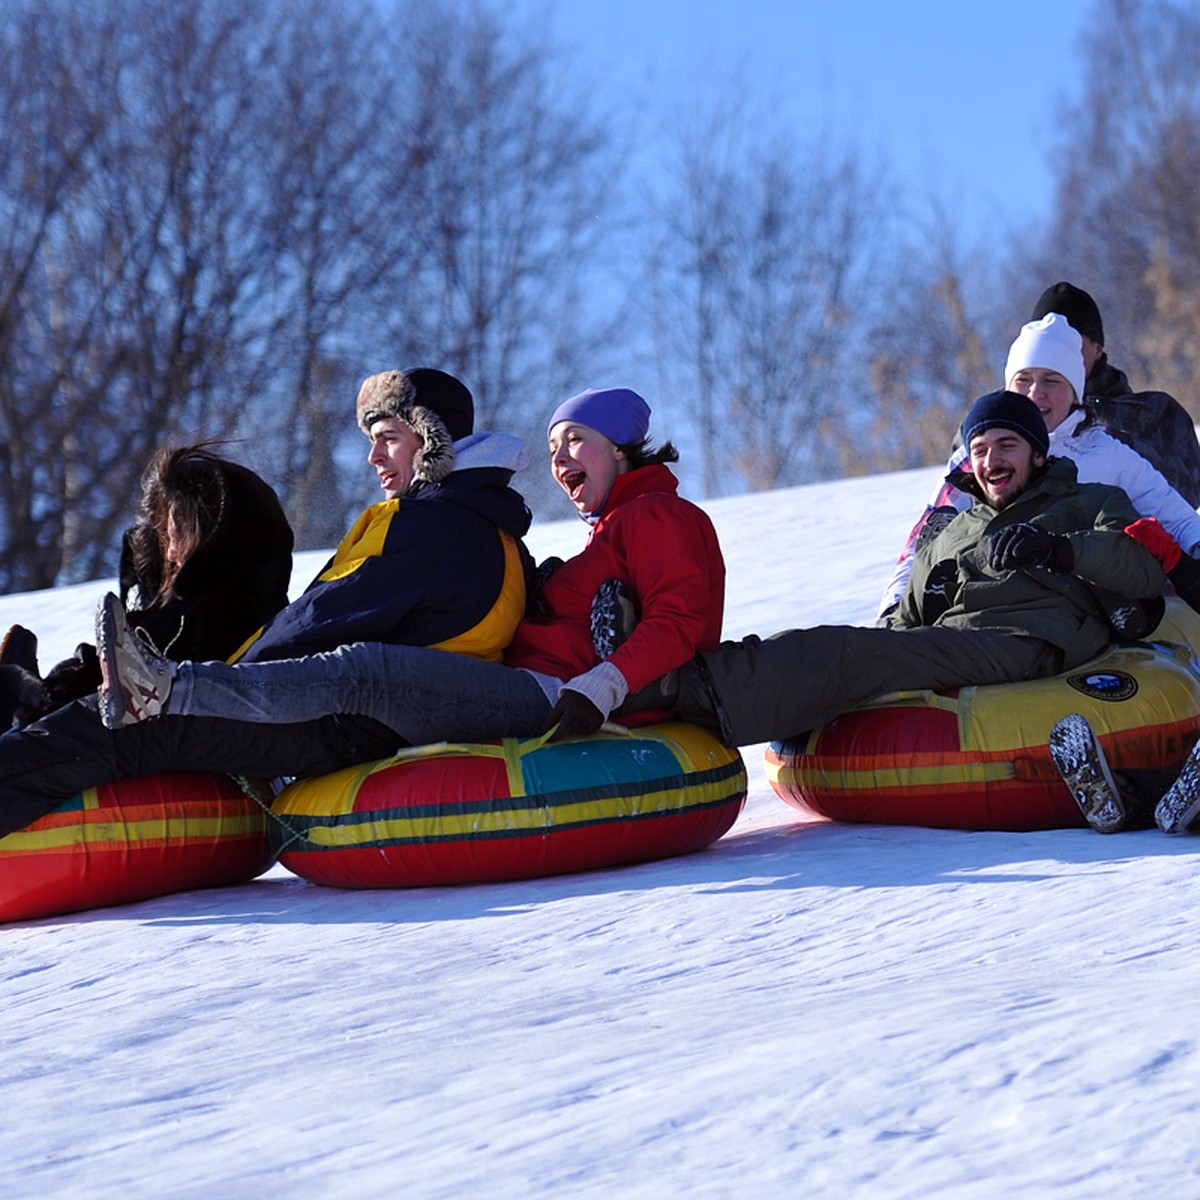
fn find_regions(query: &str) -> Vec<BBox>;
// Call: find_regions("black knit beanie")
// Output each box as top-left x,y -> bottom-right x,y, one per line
1030,282 -> 1105,347
961,390 -> 1050,457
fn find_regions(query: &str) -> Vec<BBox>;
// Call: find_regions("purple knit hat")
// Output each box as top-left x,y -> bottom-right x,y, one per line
546,387 -> 651,445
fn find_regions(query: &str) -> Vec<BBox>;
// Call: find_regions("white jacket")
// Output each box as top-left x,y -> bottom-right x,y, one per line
876,409 -> 1200,618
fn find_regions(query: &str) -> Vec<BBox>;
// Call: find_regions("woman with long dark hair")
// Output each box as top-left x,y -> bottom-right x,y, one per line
0,445 -> 293,726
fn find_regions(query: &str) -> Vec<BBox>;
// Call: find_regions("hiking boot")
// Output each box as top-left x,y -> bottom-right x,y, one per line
616,664 -> 681,717
1156,740 -> 1200,834
0,624 -> 39,675
95,592 -> 175,728
1049,713 -> 1129,833
591,578 -> 639,659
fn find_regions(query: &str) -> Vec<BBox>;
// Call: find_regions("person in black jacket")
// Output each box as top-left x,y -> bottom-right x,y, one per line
221,369 -> 532,669
0,446 -> 293,727
1030,281 -> 1200,506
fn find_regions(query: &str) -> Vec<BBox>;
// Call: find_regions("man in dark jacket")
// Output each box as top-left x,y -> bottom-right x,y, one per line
1030,281 -> 1200,506
220,368 -> 532,671
0,368 -> 534,838
632,391 -> 1166,747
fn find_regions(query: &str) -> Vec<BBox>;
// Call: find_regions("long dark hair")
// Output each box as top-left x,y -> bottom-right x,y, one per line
128,444 -> 231,605
617,437 -> 680,469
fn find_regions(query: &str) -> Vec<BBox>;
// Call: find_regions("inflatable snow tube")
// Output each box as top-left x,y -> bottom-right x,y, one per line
766,600 -> 1200,832
0,773 -> 275,923
271,721 -> 747,888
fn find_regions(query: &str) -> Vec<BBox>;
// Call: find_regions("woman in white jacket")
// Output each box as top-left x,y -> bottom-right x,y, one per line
877,313 -> 1200,619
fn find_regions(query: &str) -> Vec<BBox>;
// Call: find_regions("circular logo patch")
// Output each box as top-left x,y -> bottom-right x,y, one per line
1065,669 -> 1139,702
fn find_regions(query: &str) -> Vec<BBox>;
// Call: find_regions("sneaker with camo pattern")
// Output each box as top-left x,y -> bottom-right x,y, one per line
1155,741 -> 1200,835
1049,713 -> 1128,834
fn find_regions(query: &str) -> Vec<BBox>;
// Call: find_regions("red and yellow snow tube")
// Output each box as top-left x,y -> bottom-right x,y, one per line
0,773 -> 274,923
271,721 -> 747,888
766,601 -> 1200,831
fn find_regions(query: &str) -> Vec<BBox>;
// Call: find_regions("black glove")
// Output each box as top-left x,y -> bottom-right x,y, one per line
544,689 -> 604,742
43,643 -> 102,708
920,559 -> 959,624
988,523 -> 1074,573
528,556 -> 565,618
1169,553 -> 1200,612
0,665 -> 52,729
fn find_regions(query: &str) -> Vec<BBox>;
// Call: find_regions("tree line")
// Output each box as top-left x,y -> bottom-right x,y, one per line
1,0 -> 1195,592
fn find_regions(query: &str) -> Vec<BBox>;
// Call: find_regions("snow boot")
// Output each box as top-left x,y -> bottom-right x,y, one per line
1155,740 -> 1200,834
1049,713 -> 1131,834
0,624 -> 39,676
591,578 -> 639,659
95,592 -> 175,728
615,654 -> 733,743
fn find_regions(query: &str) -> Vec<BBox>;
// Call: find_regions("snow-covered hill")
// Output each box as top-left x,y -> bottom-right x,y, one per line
4,462 -> 1199,1199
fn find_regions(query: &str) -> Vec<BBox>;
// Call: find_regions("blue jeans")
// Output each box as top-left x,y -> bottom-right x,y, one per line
171,644 -> 555,745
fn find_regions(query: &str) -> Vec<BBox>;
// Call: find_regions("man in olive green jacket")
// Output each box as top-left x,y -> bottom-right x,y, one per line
645,390 -> 1166,746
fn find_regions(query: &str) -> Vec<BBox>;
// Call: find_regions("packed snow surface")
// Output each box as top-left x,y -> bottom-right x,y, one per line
3,464 -> 1199,1199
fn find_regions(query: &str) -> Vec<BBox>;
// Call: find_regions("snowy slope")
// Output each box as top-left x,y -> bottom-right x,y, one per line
3,463 -> 1200,1200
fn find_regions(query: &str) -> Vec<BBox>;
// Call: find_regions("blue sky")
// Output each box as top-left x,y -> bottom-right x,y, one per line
514,0 -> 1091,244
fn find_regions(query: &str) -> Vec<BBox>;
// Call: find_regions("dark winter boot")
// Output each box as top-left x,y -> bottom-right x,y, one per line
1156,739 -> 1200,834
0,624 -> 39,675
591,579 -> 639,659
616,654 -> 733,744
615,664 -> 680,716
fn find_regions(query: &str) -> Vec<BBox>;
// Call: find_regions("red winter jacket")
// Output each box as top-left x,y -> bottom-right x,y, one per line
504,464 -> 725,699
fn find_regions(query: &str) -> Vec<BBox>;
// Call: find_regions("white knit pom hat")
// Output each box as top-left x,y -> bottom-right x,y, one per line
1004,313 -> 1087,403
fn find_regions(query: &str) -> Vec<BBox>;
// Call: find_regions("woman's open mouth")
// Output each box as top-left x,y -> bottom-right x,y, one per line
559,468 -> 586,502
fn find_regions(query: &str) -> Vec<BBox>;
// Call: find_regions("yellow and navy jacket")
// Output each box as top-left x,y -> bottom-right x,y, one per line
233,458 -> 532,666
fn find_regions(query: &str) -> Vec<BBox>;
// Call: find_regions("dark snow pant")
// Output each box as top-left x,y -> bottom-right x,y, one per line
1105,766 -> 1179,829
687,625 -> 1064,747
0,696 -> 402,839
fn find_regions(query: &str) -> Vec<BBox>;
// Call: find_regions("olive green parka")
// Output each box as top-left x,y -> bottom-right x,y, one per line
894,456 -> 1166,670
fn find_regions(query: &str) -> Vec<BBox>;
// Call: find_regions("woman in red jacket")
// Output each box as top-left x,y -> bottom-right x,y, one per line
504,386 -> 725,735
97,387 -> 726,746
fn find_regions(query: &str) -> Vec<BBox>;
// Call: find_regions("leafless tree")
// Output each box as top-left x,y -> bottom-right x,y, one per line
0,0 -> 296,586
647,94 -> 892,495
1033,0 -> 1200,413
242,0 -> 434,548
0,3 -> 130,590
0,0 -> 627,590
375,2 -> 625,512
856,213 -> 1003,474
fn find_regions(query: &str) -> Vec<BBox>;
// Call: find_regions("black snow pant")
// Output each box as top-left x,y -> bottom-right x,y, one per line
0,696 -> 403,839
687,625 -> 1064,747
